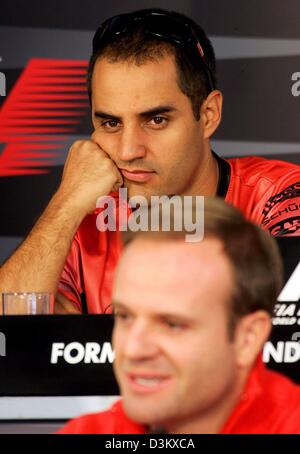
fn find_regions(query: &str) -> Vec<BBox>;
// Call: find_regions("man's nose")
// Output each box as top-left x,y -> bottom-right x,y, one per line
117,125 -> 147,162
123,320 -> 159,361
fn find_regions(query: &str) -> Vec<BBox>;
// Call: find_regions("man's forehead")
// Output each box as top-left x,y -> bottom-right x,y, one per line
121,236 -> 226,263
114,237 -> 233,309
91,55 -> 184,110
93,52 -> 178,76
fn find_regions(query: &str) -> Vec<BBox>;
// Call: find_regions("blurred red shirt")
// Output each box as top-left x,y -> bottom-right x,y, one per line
58,358 -> 300,434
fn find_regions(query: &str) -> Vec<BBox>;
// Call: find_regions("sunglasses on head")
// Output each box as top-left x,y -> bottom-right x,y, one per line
92,11 -> 215,93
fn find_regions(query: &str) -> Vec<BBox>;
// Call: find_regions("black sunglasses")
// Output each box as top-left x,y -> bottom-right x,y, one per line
92,11 -> 215,93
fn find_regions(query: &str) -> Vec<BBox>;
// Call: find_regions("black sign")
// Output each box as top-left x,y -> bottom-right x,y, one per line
0,315 -> 119,396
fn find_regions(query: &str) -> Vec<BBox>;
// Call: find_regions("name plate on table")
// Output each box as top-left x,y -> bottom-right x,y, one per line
0,315 -> 119,396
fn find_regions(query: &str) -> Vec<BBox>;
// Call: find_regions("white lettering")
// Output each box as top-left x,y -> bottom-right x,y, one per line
84,342 -> 101,364
50,342 -> 114,364
96,196 -> 116,231
150,439 -> 158,448
99,342 -> 115,363
183,196 -> 204,242
291,72 -> 300,97
284,342 -> 300,363
50,343 -> 65,364
64,342 -> 85,364
280,304 -> 296,317
263,341 -> 300,363
151,195 -> 183,232
128,196 -> 149,232
95,190 -> 204,242
0,72 -> 6,96
263,341 -> 284,363
107,439 -> 139,451
0,332 -> 6,357
149,439 -> 195,449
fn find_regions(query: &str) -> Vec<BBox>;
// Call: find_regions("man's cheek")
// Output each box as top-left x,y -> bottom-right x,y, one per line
92,132 -> 118,158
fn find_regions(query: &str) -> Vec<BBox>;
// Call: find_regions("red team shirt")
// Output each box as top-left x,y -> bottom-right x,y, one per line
58,156 -> 300,313
58,358 -> 300,434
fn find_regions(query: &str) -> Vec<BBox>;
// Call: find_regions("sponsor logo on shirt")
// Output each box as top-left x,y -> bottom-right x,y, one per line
268,216 -> 300,236
262,202 -> 300,226
262,182 -> 300,218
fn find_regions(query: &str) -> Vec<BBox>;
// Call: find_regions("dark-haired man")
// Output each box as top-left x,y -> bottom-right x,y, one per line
0,9 -> 299,313
58,198 -> 300,434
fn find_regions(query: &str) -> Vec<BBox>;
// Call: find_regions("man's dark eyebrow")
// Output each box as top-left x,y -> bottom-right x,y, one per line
139,105 -> 177,118
94,105 -> 177,121
111,300 -> 127,310
94,111 -> 120,121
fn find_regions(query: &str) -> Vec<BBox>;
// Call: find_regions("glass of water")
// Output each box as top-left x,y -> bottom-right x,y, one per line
2,292 -> 54,315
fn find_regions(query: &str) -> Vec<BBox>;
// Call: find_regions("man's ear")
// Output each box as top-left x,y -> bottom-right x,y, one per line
200,90 -> 223,139
233,311 -> 272,369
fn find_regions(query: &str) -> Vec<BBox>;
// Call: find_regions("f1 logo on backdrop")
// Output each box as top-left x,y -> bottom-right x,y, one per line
263,260 -> 300,366
0,58 -> 89,177
278,262 -> 300,302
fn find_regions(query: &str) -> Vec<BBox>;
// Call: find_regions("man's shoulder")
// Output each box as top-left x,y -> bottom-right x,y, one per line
225,156 -> 300,232
263,368 -> 300,433
57,409 -> 111,434
57,399 -> 146,434
263,366 -> 300,400
227,156 -> 299,184
222,360 -> 300,434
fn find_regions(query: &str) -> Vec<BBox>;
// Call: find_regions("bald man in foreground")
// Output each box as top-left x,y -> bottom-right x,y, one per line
59,197 -> 300,434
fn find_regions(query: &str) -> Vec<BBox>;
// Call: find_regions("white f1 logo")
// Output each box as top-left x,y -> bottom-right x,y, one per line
278,262 -> 300,302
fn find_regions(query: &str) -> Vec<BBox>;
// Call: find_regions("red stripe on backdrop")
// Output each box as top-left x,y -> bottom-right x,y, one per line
0,135 -> 69,142
0,58 -> 89,176
1,119 -> 81,125
27,77 -> 87,84
21,85 -> 87,92
11,102 -> 89,108
31,69 -> 88,76
15,94 -> 88,100
5,110 -> 88,117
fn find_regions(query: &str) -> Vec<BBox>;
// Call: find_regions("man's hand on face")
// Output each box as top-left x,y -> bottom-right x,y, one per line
57,137 -> 123,216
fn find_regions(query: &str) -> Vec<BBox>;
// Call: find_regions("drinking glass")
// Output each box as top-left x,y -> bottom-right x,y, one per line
2,292 -> 54,315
